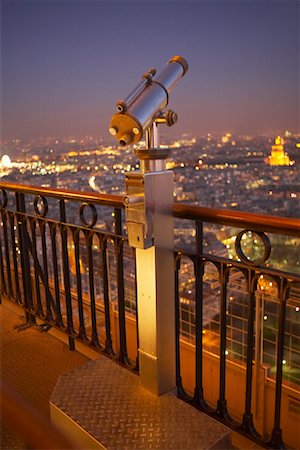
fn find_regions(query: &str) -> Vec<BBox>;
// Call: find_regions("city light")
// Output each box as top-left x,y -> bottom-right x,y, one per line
1,132 -> 299,255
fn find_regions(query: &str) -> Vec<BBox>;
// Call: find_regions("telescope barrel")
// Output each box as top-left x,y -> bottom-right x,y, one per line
119,79 -> 148,111
155,56 -> 188,93
117,67 -> 157,112
109,56 -> 188,146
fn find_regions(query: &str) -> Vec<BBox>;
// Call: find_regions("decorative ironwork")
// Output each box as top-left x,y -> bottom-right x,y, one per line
235,229 -> 271,266
79,202 -> 97,228
33,195 -> 48,217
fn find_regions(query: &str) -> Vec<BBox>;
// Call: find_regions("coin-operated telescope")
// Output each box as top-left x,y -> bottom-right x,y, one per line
109,55 -> 188,148
109,55 -> 188,248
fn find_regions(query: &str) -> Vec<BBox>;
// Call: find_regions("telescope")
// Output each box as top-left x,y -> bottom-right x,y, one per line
108,56 -> 188,249
109,55 -> 188,147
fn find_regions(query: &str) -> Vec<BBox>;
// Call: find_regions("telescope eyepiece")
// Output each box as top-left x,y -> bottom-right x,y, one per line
116,101 -> 127,112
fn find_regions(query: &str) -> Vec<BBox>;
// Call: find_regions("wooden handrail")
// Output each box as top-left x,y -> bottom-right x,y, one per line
1,181 -> 299,236
0,181 -> 124,207
173,203 -> 300,237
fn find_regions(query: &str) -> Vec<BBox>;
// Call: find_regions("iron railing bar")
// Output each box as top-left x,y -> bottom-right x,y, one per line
40,219 -> 53,322
59,199 -> 75,349
15,192 -> 35,324
29,218 -> 44,316
217,263 -> 228,419
86,231 -> 100,348
0,225 -> 7,296
194,220 -> 205,405
115,238 -> 128,365
270,279 -> 288,449
72,229 -> 87,341
101,236 -> 114,355
49,223 -> 64,327
113,207 -> 130,363
1,210 -> 13,297
114,207 -> 123,235
8,212 -> 21,303
242,269 -> 256,435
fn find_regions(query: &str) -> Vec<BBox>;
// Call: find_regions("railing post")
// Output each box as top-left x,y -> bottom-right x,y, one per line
125,168 -> 175,395
15,192 -> 35,324
194,220 -> 205,405
270,279 -> 287,449
59,199 -> 75,350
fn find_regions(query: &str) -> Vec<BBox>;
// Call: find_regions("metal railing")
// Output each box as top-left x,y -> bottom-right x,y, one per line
173,204 -> 300,449
1,182 -> 299,449
0,182 -> 138,370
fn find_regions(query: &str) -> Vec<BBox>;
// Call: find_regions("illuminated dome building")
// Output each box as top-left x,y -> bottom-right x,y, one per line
265,136 -> 290,166
0,154 -> 13,177
1,154 -> 12,168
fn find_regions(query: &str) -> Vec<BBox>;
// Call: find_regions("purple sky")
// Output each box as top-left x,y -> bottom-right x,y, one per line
1,0 -> 299,141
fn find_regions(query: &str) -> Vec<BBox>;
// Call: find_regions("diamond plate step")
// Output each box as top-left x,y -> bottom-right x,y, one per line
51,356 -> 231,449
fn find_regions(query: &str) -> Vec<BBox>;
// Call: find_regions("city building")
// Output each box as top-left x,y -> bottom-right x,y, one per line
265,136 -> 291,166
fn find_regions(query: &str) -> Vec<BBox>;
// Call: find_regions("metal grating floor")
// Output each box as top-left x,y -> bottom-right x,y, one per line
51,357 -> 231,449
0,299 -> 89,449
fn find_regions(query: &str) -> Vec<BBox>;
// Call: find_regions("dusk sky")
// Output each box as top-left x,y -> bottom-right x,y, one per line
1,0 -> 299,141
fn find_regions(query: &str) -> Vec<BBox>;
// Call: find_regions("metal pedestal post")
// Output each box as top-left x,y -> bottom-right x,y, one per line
134,171 -> 175,395
124,141 -> 176,394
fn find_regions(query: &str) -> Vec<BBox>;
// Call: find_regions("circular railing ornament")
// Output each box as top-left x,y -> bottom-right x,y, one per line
79,202 -> 97,228
34,195 -> 48,217
235,229 -> 271,266
0,189 -> 8,208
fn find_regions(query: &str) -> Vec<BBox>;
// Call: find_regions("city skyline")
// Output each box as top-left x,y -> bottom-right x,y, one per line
1,0 -> 299,142
1,132 -> 299,220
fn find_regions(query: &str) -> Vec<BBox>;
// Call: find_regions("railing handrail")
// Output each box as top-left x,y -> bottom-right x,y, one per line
173,203 -> 300,237
0,181 -> 124,208
1,181 -> 299,236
